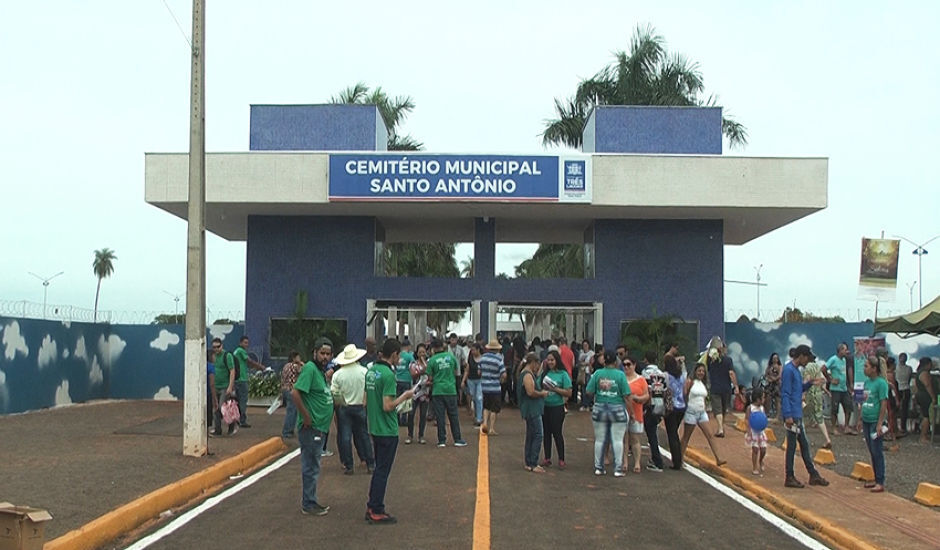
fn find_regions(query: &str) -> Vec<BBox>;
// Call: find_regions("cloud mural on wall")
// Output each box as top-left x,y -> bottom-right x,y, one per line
726,341 -> 762,386
150,330 -> 180,351
209,324 -> 234,341
62,348 -> 70,359
55,380 -> 72,406
74,336 -> 88,364
882,332 -> 937,359
98,334 -> 127,367
788,333 -> 812,349
153,386 -> 177,400
38,335 -> 57,369
2,320 -> 29,360
89,356 -> 103,386
756,323 -> 781,333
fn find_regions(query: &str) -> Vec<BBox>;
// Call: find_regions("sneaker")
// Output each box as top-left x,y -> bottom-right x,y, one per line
366,511 -> 397,524
302,503 -> 330,516
343,468 -> 354,476
647,464 -> 664,473
210,430 -> 222,437
405,438 -> 412,445
321,450 -> 334,457
230,425 -> 239,435
784,477 -> 805,488
540,459 -> 552,467
809,474 -> 829,487
437,442 -> 446,448
594,468 -> 605,476
614,470 -> 626,478
419,438 -> 427,445
558,460 -> 567,470
454,440 -> 468,447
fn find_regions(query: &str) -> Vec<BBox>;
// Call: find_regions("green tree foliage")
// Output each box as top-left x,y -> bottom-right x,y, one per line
774,307 -> 845,323
332,82 -> 422,150
92,248 -> 116,323
514,244 -> 584,279
542,25 -> 747,149
152,313 -> 185,325
620,311 -> 697,365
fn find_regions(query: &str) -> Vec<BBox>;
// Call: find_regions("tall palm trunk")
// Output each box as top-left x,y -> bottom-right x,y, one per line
93,277 -> 102,322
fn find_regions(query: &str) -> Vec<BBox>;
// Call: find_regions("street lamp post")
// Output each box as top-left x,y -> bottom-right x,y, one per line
28,271 -> 64,320
163,291 -> 182,317
905,281 -> 917,312
893,234 -> 939,309
754,264 -> 763,321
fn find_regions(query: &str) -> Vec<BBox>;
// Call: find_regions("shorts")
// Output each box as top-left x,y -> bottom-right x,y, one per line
830,390 -> 853,417
483,393 -> 502,413
745,429 -> 768,448
684,408 -> 709,425
710,392 -> 731,414
628,420 -> 644,434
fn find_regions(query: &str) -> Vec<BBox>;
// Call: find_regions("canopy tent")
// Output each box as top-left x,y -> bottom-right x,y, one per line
875,294 -> 940,337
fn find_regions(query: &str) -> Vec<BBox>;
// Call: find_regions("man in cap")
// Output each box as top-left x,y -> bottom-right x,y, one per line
291,337 -> 335,515
331,343 -> 375,475
364,338 -> 415,524
781,344 -> 830,488
479,338 -> 507,435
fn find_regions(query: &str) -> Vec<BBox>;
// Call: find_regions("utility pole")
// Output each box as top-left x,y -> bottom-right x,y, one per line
906,281 -> 917,312
28,271 -> 64,320
754,264 -> 763,321
893,234 -> 939,309
183,0 -> 207,457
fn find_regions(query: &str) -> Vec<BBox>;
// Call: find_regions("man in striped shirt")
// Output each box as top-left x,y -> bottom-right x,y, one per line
480,339 -> 507,435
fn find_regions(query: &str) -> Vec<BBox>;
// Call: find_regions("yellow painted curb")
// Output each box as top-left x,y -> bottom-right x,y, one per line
684,447 -> 880,550
45,437 -> 287,550
814,449 -> 835,465
850,461 -> 875,482
735,417 -> 749,432
913,482 -> 940,507
764,428 -> 777,442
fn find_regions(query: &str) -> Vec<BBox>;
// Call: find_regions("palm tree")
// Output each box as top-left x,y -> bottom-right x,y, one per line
543,25 -> 747,149
331,83 -> 423,151
460,256 -> 474,278
92,248 -> 117,323
514,244 -> 584,279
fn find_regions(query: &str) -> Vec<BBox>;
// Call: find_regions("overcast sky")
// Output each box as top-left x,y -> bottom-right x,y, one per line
1,1 -> 938,324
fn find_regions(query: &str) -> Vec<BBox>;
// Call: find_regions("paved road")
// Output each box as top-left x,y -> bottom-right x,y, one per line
123,408 -> 815,550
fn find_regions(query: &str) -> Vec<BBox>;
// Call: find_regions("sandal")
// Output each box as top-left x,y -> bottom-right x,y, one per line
531,466 -> 546,473
716,459 -> 727,467
822,442 -> 832,450
633,467 -> 641,474
864,481 -> 876,489
715,432 -> 725,438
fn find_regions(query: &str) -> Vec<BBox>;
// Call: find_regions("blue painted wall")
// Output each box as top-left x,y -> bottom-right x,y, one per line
244,215 -> 724,354
249,104 -> 387,151
583,106 -> 722,154
724,322 -> 940,387
0,317 -> 243,415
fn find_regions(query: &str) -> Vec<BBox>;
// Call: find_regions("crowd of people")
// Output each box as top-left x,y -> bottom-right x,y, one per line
208,331 -> 938,520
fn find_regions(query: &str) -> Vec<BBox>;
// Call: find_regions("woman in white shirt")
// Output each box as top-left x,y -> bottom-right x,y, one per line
681,362 -> 726,466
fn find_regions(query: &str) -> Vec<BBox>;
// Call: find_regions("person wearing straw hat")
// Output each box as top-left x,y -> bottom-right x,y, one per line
331,344 -> 375,476
479,338 -> 508,436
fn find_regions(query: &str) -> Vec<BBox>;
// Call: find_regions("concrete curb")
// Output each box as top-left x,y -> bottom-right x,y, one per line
683,447 -> 880,550
45,437 -> 287,550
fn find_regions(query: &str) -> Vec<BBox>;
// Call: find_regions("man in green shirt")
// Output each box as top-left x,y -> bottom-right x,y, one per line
210,338 -> 237,436
233,336 -> 265,428
291,337 -> 335,516
364,339 -> 414,524
426,339 -> 467,447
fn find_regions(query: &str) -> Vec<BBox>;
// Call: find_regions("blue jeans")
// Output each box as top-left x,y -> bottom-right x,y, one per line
336,405 -> 374,471
282,390 -> 297,437
299,426 -> 325,510
863,421 -> 886,485
466,379 -> 483,423
524,414 -> 543,467
368,435 -> 399,514
592,402 -> 627,471
235,380 -> 249,425
432,395 -> 463,444
784,419 -> 819,478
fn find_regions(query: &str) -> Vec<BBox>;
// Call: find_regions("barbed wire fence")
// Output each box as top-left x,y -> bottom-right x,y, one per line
725,306 -> 911,323
0,299 -> 243,325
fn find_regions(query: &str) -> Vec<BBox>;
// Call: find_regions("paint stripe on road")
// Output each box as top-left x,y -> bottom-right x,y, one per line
123,449 -> 300,550
472,431 -> 491,550
659,448 -> 829,550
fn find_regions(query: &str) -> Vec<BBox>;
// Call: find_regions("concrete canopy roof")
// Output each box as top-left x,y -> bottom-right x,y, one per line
144,152 -> 827,245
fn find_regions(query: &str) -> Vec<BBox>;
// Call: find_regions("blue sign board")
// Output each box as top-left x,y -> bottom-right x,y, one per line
329,154 -> 591,202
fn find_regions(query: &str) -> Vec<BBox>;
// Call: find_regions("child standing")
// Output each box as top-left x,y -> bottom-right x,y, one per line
746,388 -> 769,475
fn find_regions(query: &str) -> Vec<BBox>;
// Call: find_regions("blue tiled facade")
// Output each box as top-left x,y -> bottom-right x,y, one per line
249,104 -> 387,151
244,216 -> 724,353
583,106 -> 722,154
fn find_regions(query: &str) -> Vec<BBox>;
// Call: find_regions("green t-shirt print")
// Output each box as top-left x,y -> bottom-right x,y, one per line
587,368 -> 631,404
294,362 -> 334,433
366,362 -> 399,437
861,376 -> 889,424
427,351 -> 458,396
